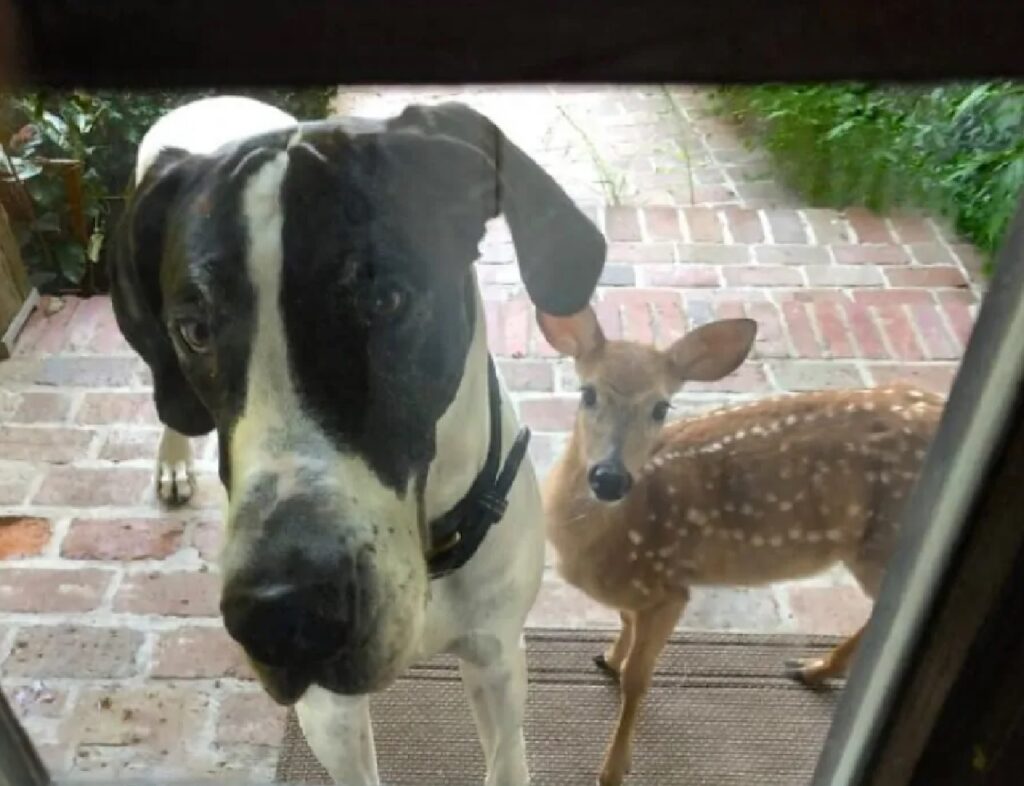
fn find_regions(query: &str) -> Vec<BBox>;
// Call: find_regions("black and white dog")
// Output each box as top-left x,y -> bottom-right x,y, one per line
109,96 -> 605,785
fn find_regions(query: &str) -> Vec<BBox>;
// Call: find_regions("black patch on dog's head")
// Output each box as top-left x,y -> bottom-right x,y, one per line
111,103 -> 606,497
277,132 -> 486,491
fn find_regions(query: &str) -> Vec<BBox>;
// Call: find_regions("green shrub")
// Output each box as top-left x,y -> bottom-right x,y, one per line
0,88 -> 334,292
715,82 -> 1024,270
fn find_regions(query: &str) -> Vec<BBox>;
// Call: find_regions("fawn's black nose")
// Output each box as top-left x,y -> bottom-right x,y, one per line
588,461 -> 634,502
221,579 -> 358,668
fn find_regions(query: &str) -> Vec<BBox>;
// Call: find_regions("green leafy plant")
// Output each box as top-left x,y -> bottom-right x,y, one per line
1,88 -> 334,293
715,82 -> 1024,272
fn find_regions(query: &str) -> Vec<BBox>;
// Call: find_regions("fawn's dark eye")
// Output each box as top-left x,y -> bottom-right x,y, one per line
581,386 -> 598,408
652,400 -> 670,422
177,318 -> 212,354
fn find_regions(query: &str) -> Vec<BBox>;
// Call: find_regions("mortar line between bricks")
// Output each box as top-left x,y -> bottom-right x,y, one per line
794,210 -> 815,247
882,216 -> 900,247
31,458 -> 166,472
803,300 -> 827,357
195,690 -> 224,772
764,292 -> 801,359
761,363 -> 784,393
699,135 -> 740,205
867,304 -> 898,360
671,390 -> 773,404
755,210 -> 772,244
0,422 -> 108,432
0,626 -> 16,665
832,295 -> 861,361
135,630 -> 158,680
931,217 -> 965,273
0,552 -> 212,573
676,207 -> 693,243
720,164 -> 743,207
41,516 -> 73,560
660,86 -> 699,206
15,350 -> 140,359
0,675 -> 265,694
919,296 -> 957,359
938,230 -> 986,298
65,389 -> 88,423
62,682 -> 81,729
97,566 -> 126,613
770,585 -> 798,633
0,504 -> 212,521
851,359 -> 873,387
83,428 -> 105,461
635,206 -> 651,243
932,294 -> 967,353
20,469 -> 46,508
797,210 -> 819,246
717,208 -> 735,244
0,612 -> 227,630
847,220 -> 866,246
865,360 -> 964,368
901,303 -> 930,360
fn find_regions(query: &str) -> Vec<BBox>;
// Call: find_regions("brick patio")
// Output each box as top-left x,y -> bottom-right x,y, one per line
0,86 -> 982,781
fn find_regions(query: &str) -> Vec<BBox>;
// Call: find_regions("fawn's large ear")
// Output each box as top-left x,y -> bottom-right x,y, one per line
389,102 -> 606,316
107,147 -> 215,437
536,305 -> 606,360
666,318 -> 757,382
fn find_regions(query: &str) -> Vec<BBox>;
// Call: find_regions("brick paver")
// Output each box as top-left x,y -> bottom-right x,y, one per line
0,85 -> 983,779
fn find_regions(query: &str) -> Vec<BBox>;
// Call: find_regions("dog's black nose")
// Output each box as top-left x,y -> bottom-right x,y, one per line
221,579 -> 355,668
588,462 -> 633,502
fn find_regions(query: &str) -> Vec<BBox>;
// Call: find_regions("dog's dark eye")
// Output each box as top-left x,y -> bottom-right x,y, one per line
581,386 -> 597,408
177,318 -> 212,354
368,284 -> 407,320
652,400 -> 670,422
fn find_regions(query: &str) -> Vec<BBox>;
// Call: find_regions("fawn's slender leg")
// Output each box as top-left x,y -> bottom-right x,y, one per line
599,596 -> 686,786
595,610 -> 636,678
788,554 -> 882,686
787,625 -> 866,687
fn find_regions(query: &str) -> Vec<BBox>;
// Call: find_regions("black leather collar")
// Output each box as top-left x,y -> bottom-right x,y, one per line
426,356 -> 531,579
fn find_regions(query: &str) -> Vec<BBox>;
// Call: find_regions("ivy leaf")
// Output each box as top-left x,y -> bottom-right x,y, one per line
87,232 -> 105,263
14,224 -> 33,248
30,212 -> 62,233
54,241 -> 87,283
0,156 -> 42,180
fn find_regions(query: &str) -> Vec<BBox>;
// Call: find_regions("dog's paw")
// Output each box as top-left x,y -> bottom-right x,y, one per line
156,428 -> 195,506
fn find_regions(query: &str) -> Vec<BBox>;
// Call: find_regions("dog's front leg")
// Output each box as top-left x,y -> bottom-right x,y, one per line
156,426 -> 195,505
459,636 -> 530,786
296,685 -> 380,786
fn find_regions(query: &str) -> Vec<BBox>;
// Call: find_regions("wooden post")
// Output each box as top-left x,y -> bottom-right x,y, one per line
0,203 -> 38,359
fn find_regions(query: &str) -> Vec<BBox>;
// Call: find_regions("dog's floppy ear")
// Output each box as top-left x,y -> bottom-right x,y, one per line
108,148 -> 214,437
390,102 -> 606,317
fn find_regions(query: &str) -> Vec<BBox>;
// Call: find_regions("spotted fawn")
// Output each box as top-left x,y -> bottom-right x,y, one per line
537,305 -> 942,786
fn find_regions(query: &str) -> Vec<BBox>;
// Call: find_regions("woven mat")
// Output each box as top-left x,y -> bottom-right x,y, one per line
277,629 -> 841,785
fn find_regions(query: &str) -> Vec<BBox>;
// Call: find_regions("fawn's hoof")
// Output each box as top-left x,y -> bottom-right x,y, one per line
784,657 -> 832,689
598,760 -> 630,786
594,653 -> 620,680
